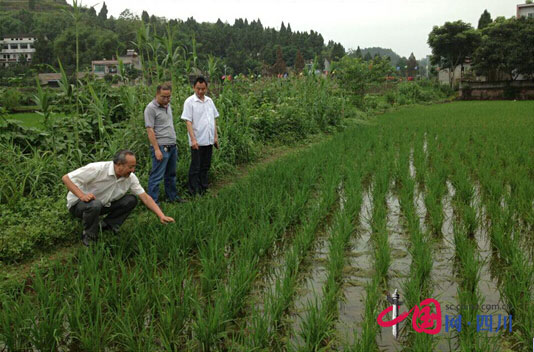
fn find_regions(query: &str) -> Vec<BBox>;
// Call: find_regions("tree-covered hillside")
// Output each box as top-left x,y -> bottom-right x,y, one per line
0,3 -> 345,75
0,0 -> 67,11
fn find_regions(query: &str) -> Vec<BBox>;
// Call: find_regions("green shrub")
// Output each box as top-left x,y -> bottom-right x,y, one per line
384,90 -> 396,105
0,88 -> 21,112
0,199 -> 80,263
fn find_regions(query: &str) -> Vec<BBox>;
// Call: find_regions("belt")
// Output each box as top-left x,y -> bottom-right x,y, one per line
159,144 -> 176,147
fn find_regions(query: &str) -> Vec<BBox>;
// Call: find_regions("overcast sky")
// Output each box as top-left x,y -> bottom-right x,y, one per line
103,0 -> 519,59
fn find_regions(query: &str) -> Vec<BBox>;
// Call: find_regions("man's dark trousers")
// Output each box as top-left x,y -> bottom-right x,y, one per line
69,195 -> 138,239
188,145 -> 213,196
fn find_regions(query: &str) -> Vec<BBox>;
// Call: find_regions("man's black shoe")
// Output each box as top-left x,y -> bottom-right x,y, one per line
100,221 -> 119,235
81,235 -> 90,247
81,232 -> 94,247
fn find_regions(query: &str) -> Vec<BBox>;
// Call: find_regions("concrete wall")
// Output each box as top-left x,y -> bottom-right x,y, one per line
460,80 -> 534,100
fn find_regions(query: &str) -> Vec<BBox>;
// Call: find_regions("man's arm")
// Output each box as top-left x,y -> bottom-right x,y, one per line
185,120 -> 199,150
138,192 -> 175,224
213,118 -> 219,148
61,174 -> 95,202
146,127 -> 163,161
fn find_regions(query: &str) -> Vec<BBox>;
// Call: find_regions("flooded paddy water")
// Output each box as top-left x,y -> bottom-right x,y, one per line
376,185 -> 411,352
336,186 -> 374,345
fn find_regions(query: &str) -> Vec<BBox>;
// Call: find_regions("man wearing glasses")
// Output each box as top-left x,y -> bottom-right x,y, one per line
145,82 -> 186,204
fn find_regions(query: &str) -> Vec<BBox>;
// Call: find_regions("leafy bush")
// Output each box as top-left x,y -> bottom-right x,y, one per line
363,94 -> 380,111
0,88 -> 21,112
384,90 -> 396,105
0,199 -> 80,262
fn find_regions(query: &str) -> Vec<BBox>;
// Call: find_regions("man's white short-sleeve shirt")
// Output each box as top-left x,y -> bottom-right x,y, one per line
66,161 -> 145,209
181,94 -> 219,146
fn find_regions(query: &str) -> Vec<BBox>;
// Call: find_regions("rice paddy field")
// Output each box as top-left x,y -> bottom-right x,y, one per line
1,100 -> 534,351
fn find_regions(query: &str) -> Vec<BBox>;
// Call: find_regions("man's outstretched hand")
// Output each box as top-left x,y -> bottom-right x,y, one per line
159,215 -> 175,224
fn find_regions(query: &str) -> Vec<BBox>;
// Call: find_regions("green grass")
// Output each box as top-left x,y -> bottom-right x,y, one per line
5,112 -> 67,129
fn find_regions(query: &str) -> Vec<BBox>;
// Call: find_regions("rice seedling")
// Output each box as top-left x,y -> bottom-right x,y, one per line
295,155 -> 365,351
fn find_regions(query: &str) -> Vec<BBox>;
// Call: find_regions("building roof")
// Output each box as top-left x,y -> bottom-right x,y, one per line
92,60 -> 119,65
38,72 -> 87,83
2,35 -> 36,39
38,73 -> 62,81
92,57 -> 135,65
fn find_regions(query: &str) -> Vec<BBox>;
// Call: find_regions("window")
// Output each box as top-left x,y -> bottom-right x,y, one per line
529,13 -> 534,18
94,64 -> 106,73
2,45 -> 7,50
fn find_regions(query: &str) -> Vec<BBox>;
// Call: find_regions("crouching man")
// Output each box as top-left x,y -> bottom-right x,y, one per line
62,149 -> 175,246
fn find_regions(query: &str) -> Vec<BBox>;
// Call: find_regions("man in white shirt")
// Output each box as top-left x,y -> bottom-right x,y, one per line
62,150 -> 175,246
181,76 -> 220,195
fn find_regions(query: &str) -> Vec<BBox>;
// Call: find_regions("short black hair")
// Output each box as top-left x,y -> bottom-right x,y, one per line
194,76 -> 208,87
156,82 -> 172,93
113,149 -> 135,165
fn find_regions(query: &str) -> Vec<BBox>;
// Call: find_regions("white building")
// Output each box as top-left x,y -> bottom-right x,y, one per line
91,49 -> 142,77
517,3 -> 534,18
0,36 -> 36,67
438,64 -> 473,86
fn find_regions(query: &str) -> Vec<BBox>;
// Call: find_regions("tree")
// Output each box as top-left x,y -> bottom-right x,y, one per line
407,52 -> 418,77
98,2 -> 108,21
119,9 -> 136,20
473,17 -> 534,80
427,20 -> 481,87
32,35 -> 54,65
363,51 -> 372,61
141,11 -> 149,23
331,42 -> 345,61
369,55 -> 393,81
478,10 -> 492,30
29,0 -> 36,10
273,45 -> 286,74
354,46 -> 362,58
295,49 -> 304,73
332,56 -> 369,104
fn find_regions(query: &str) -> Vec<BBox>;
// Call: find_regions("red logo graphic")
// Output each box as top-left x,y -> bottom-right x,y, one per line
377,298 -> 442,335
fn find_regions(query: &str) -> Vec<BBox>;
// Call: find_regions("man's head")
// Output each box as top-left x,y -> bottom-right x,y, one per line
113,149 -> 136,178
193,76 -> 208,100
156,82 -> 172,107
